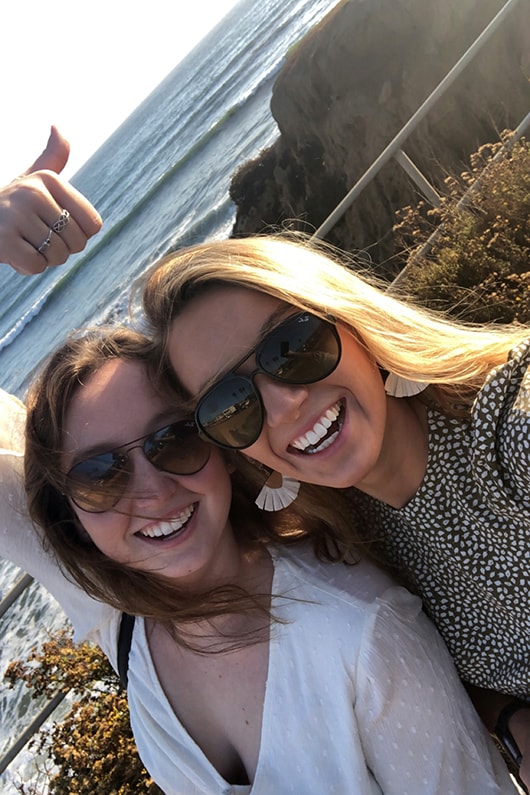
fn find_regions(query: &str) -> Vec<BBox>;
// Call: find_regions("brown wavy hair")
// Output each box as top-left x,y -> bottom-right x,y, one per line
24,325 -> 364,650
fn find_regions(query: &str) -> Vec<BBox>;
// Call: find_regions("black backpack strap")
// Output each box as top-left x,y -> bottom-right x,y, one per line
117,612 -> 135,689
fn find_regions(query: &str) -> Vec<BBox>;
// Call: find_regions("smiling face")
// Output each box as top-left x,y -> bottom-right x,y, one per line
167,285 -> 390,491
61,357 -> 235,586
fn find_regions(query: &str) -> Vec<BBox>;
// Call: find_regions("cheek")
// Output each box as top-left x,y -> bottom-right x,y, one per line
338,335 -> 385,400
195,450 -> 234,512
73,508 -> 126,556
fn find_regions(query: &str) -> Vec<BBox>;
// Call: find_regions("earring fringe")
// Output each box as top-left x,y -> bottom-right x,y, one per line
255,471 -> 300,511
384,372 -> 428,398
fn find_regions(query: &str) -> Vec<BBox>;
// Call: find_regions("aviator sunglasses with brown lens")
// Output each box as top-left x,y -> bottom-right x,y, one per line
65,419 -> 211,513
194,311 -> 342,450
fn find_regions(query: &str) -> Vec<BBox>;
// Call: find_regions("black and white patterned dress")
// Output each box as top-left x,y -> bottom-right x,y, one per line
350,338 -> 530,695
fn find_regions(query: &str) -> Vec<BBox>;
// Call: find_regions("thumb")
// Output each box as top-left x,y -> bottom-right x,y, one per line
22,125 -> 71,176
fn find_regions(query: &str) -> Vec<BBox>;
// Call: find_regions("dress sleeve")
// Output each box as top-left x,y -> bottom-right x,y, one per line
470,337 -> 530,520
0,388 -> 114,642
355,586 -> 516,794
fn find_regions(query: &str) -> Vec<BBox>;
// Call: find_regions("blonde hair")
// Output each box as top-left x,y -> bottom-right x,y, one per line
142,234 -> 529,411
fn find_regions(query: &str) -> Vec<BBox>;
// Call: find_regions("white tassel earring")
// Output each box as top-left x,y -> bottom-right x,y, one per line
384,372 -> 428,398
255,470 -> 300,511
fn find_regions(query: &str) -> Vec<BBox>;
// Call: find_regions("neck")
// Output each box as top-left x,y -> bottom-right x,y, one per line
355,396 -> 429,508
184,536 -> 272,595
148,547 -> 273,651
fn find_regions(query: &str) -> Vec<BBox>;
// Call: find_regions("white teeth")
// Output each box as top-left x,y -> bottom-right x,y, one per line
306,430 -> 319,445
290,402 -> 342,453
140,505 -> 194,539
291,439 -> 306,451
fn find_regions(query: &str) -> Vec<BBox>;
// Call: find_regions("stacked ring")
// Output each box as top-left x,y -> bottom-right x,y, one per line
37,232 -> 53,254
37,209 -> 70,255
52,209 -> 70,234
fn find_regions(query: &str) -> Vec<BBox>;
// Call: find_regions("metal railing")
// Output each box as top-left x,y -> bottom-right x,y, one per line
312,0 -> 525,241
0,573 -> 33,620
0,573 -> 69,777
0,0 -> 527,779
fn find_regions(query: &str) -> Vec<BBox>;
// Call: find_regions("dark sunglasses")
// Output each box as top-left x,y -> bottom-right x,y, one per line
65,419 -> 211,513
195,311 -> 342,449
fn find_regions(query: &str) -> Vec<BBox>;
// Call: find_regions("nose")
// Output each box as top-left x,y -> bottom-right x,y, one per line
255,375 -> 309,429
125,448 -> 178,504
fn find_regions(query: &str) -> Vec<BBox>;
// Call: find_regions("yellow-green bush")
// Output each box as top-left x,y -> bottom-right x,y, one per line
394,133 -> 530,324
5,630 -> 162,795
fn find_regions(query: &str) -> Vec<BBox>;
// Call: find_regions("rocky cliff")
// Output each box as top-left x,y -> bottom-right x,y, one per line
229,0 -> 530,275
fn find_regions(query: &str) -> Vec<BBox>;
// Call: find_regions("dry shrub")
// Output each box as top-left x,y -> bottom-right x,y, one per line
394,133 -> 530,324
5,630 -> 162,795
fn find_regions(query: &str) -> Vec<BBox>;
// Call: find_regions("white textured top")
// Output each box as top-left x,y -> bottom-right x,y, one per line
0,388 -> 517,794
122,545 -> 514,794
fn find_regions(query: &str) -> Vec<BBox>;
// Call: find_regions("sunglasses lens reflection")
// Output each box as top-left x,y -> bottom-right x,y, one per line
197,377 -> 262,448
258,314 -> 340,383
145,423 -> 211,475
68,453 -> 129,513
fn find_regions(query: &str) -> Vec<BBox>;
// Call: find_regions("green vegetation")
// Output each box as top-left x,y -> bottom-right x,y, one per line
394,133 -> 530,324
5,630 -> 162,795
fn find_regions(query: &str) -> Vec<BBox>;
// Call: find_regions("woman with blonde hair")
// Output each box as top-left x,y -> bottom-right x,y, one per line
141,233 -> 530,788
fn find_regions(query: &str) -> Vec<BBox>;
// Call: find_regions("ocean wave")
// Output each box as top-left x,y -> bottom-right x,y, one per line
0,238 -> 108,354
0,62 -> 278,358
94,196 -> 237,333
0,286 -> 56,352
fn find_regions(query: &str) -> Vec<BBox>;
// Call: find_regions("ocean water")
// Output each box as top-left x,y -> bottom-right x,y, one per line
0,0 -> 342,789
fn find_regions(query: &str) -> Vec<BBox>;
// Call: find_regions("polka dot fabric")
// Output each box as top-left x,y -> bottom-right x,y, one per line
351,339 -> 530,695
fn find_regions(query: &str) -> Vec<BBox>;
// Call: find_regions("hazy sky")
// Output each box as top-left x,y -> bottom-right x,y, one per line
2,0 -> 241,185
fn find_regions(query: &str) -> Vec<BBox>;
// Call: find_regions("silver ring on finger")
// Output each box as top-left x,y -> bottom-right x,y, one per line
37,231 -> 53,254
51,208 -> 70,234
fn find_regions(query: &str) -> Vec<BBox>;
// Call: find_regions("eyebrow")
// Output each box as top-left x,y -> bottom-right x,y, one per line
64,410 -> 188,466
194,303 -> 294,399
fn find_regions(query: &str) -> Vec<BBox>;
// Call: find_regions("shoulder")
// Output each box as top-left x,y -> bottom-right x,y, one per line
477,337 -> 530,410
472,336 -> 530,440
471,337 -> 530,508
85,607 -> 124,675
273,542 -> 414,610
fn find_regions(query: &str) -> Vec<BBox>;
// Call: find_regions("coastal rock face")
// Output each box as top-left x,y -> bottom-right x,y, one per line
230,0 -> 530,273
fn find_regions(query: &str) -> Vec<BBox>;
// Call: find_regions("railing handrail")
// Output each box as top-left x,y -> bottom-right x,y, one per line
0,573 -> 33,619
312,0 -> 524,240
0,692 -> 67,776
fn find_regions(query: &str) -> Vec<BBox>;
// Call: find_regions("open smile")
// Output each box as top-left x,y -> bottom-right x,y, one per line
288,400 -> 345,455
137,504 -> 196,541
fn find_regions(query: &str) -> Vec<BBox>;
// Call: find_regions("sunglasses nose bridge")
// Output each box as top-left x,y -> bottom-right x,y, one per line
124,440 -> 159,472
